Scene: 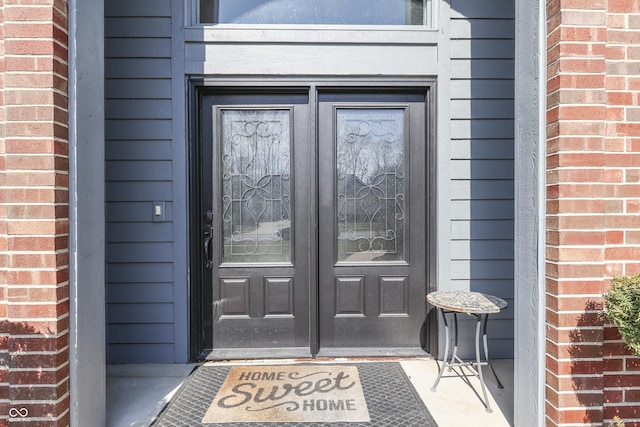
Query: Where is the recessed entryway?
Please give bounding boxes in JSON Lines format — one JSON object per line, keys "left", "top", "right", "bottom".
{"left": 190, "top": 85, "right": 435, "bottom": 360}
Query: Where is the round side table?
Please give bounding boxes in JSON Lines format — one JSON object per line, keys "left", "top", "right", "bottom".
{"left": 426, "top": 289, "right": 508, "bottom": 413}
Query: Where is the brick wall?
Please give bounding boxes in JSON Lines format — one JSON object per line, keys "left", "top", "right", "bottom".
{"left": 0, "top": 0, "right": 70, "bottom": 425}
{"left": 546, "top": 0, "right": 640, "bottom": 425}
{"left": 602, "top": 2, "right": 640, "bottom": 426}
{"left": 0, "top": 0, "right": 7, "bottom": 423}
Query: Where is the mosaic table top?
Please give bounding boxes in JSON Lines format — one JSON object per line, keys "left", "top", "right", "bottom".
{"left": 426, "top": 290, "right": 508, "bottom": 314}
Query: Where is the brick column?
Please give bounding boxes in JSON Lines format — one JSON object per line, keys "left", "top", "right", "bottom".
{"left": 547, "top": 0, "right": 640, "bottom": 426}
{"left": 545, "top": 0, "right": 608, "bottom": 425}
{"left": 0, "top": 0, "right": 8, "bottom": 423}
{"left": 1, "top": 0, "right": 70, "bottom": 425}
{"left": 602, "top": 2, "right": 640, "bottom": 426}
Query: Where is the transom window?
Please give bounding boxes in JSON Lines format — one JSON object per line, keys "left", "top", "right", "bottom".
{"left": 199, "top": 0, "right": 427, "bottom": 25}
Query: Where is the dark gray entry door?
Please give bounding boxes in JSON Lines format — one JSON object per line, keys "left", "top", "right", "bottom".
{"left": 203, "top": 90, "right": 428, "bottom": 358}
{"left": 317, "top": 94, "right": 428, "bottom": 353}
{"left": 206, "top": 94, "right": 312, "bottom": 358}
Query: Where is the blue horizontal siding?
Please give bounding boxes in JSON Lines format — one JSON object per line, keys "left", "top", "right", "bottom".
{"left": 105, "top": 79, "right": 172, "bottom": 100}
{"left": 106, "top": 181, "right": 173, "bottom": 202}
{"left": 108, "top": 324, "right": 175, "bottom": 344}
{"left": 450, "top": 119, "right": 514, "bottom": 139}
{"left": 451, "top": 240, "right": 514, "bottom": 260}
{"left": 451, "top": 220, "right": 515, "bottom": 240}
{"left": 107, "top": 283, "right": 175, "bottom": 304}
{"left": 105, "top": 100, "right": 173, "bottom": 120}
{"left": 450, "top": 260, "right": 514, "bottom": 280}
{"left": 450, "top": 200, "right": 514, "bottom": 220}
{"left": 106, "top": 140, "right": 173, "bottom": 161}
{"left": 448, "top": 0, "right": 515, "bottom": 359}
{"left": 451, "top": 99, "right": 514, "bottom": 119}
{"left": 450, "top": 0, "right": 514, "bottom": 19}
{"left": 450, "top": 160, "right": 514, "bottom": 180}
{"left": 451, "top": 80, "right": 514, "bottom": 100}
{"left": 107, "top": 202, "right": 174, "bottom": 222}
{"left": 107, "top": 344, "right": 175, "bottom": 364}
{"left": 105, "top": 7, "right": 176, "bottom": 363}
{"left": 107, "top": 303, "right": 174, "bottom": 324}
{"left": 107, "top": 263, "right": 174, "bottom": 284}
{"left": 106, "top": 119, "right": 172, "bottom": 140}
{"left": 450, "top": 19, "right": 515, "bottom": 39}
{"left": 105, "top": 59, "right": 172, "bottom": 79}
{"left": 105, "top": 17, "right": 172, "bottom": 38}
{"left": 450, "top": 39, "right": 515, "bottom": 59}
{"left": 450, "top": 139, "right": 514, "bottom": 160}
{"left": 105, "top": 0, "right": 171, "bottom": 17}
{"left": 106, "top": 160, "right": 173, "bottom": 181}
{"left": 105, "top": 39, "right": 172, "bottom": 58}
{"left": 106, "top": 223, "right": 173, "bottom": 243}
{"left": 450, "top": 59, "right": 515, "bottom": 79}
{"left": 450, "top": 279, "right": 514, "bottom": 299}
{"left": 107, "top": 242, "right": 173, "bottom": 263}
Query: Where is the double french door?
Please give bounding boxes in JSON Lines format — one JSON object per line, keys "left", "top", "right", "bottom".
{"left": 196, "top": 88, "right": 430, "bottom": 359}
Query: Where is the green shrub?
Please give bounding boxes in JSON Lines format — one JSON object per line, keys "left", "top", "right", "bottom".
{"left": 605, "top": 273, "right": 640, "bottom": 356}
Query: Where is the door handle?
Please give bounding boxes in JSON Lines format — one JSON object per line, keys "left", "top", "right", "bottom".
{"left": 204, "top": 210, "right": 214, "bottom": 270}
{"left": 204, "top": 226, "right": 213, "bottom": 269}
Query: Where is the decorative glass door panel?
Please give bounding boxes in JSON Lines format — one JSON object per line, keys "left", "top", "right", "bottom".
{"left": 336, "top": 109, "right": 406, "bottom": 263}
{"left": 221, "top": 109, "right": 292, "bottom": 264}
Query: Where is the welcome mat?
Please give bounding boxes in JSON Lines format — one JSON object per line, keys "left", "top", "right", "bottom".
{"left": 152, "top": 362, "right": 438, "bottom": 426}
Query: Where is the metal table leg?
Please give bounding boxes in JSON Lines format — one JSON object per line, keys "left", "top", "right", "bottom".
{"left": 431, "top": 308, "right": 450, "bottom": 391}
{"left": 450, "top": 312, "right": 459, "bottom": 368}
{"left": 474, "top": 314, "right": 491, "bottom": 413}
{"left": 482, "top": 313, "right": 504, "bottom": 389}
{"left": 431, "top": 310, "right": 501, "bottom": 413}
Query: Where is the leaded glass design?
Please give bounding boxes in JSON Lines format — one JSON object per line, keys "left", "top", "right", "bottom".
{"left": 200, "top": 0, "right": 425, "bottom": 25}
{"left": 336, "top": 109, "right": 405, "bottom": 263}
{"left": 220, "top": 109, "right": 292, "bottom": 264}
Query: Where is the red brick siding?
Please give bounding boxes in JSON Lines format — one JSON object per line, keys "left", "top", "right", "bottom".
{"left": 546, "top": 0, "right": 607, "bottom": 425}
{"left": 0, "top": 0, "right": 8, "bottom": 424}
{"left": 602, "top": 3, "right": 640, "bottom": 427}
{"left": 547, "top": 0, "right": 640, "bottom": 425}
{"left": 0, "top": 0, "right": 70, "bottom": 426}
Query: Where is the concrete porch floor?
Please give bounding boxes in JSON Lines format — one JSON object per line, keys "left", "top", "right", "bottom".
{"left": 106, "top": 358, "right": 514, "bottom": 427}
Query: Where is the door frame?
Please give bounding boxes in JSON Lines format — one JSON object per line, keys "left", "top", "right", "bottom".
{"left": 188, "top": 78, "right": 438, "bottom": 361}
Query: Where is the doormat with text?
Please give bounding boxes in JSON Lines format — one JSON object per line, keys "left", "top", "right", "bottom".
{"left": 152, "top": 362, "right": 438, "bottom": 426}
